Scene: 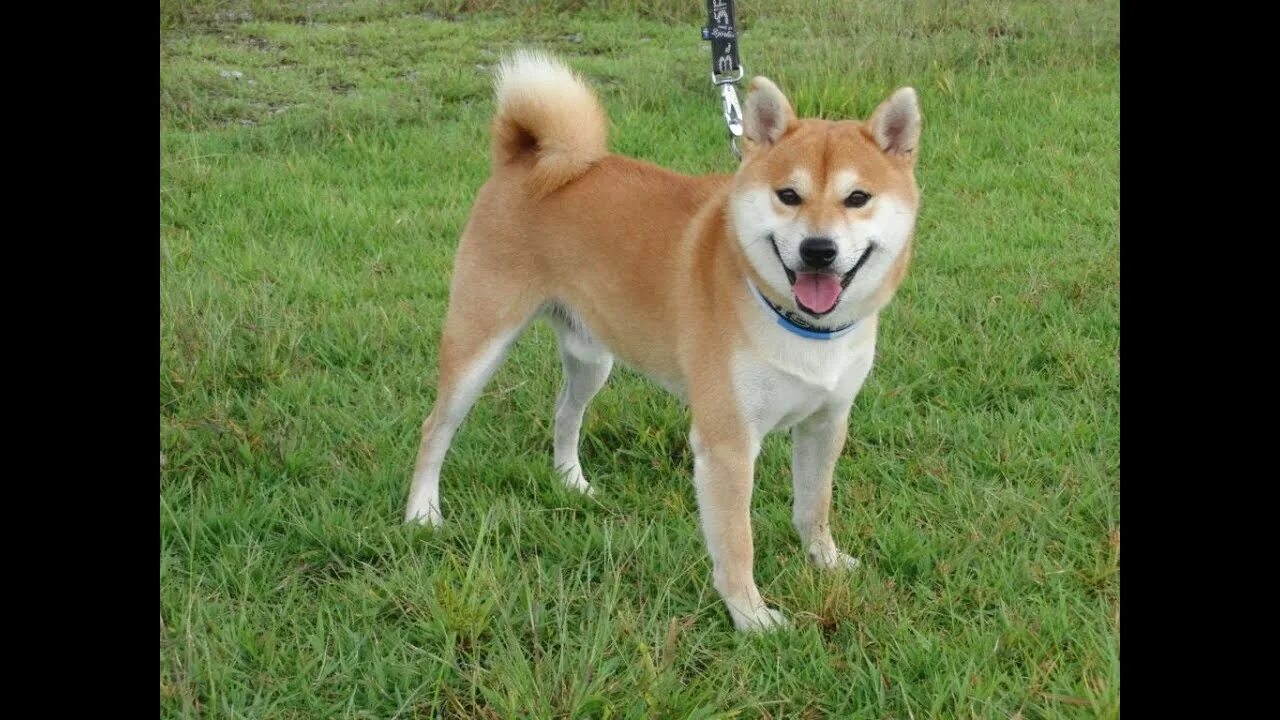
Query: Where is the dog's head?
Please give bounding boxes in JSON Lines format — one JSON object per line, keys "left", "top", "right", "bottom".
{"left": 730, "top": 77, "right": 921, "bottom": 326}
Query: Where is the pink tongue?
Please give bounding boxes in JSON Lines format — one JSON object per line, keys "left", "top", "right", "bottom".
{"left": 793, "top": 273, "right": 842, "bottom": 314}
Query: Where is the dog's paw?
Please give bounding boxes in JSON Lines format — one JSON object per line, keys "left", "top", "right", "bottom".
{"left": 404, "top": 503, "right": 444, "bottom": 528}
{"left": 808, "top": 543, "right": 860, "bottom": 571}
{"left": 560, "top": 466, "right": 595, "bottom": 497}
{"left": 728, "top": 603, "right": 791, "bottom": 633}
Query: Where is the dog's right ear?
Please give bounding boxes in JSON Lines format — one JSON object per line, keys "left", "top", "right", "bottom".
{"left": 742, "top": 77, "right": 796, "bottom": 154}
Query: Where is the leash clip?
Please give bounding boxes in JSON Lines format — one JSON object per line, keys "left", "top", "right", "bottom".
{"left": 715, "top": 70, "right": 745, "bottom": 161}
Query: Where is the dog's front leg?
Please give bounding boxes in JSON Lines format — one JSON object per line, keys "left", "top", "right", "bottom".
{"left": 792, "top": 403, "right": 860, "bottom": 571}
{"left": 690, "top": 427, "right": 789, "bottom": 632}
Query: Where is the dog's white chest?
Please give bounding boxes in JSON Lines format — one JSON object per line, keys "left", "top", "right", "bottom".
{"left": 731, "top": 319, "right": 877, "bottom": 438}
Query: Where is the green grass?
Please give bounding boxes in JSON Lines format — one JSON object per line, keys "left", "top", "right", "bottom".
{"left": 160, "top": 1, "right": 1119, "bottom": 717}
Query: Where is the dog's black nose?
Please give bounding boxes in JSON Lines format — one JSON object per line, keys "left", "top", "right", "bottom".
{"left": 799, "top": 237, "right": 838, "bottom": 268}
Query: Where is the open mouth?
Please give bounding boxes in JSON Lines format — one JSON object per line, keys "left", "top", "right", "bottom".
{"left": 769, "top": 235, "right": 875, "bottom": 317}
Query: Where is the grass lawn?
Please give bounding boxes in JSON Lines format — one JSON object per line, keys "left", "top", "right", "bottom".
{"left": 160, "top": 1, "right": 1120, "bottom": 717}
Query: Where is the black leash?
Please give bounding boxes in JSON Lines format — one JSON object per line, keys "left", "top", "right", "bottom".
{"left": 703, "top": 0, "right": 744, "bottom": 160}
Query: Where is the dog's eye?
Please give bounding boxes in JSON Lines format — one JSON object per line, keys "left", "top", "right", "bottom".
{"left": 844, "top": 190, "right": 872, "bottom": 209}
{"left": 775, "top": 189, "right": 802, "bottom": 206}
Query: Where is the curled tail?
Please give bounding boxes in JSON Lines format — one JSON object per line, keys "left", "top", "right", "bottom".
{"left": 491, "top": 51, "right": 608, "bottom": 197}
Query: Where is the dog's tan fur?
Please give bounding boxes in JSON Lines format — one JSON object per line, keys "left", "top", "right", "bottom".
{"left": 406, "top": 51, "right": 921, "bottom": 630}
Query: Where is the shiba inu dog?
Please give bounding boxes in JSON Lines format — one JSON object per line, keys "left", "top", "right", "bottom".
{"left": 404, "top": 51, "right": 921, "bottom": 631}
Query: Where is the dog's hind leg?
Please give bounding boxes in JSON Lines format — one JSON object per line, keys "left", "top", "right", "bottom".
{"left": 404, "top": 256, "right": 542, "bottom": 526}
{"left": 547, "top": 306, "right": 613, "bottom": 495}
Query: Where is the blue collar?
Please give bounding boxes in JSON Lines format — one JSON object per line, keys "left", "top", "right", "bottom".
{"left": 747, "top": 279, "right": 858, "bottom": 340}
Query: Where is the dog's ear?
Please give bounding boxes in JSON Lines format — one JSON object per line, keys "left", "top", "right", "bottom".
{"left": 742, "top": 77, "right": 796, "bottom": 152}
{"left": 868, "top": 87, "right": 921, "bottom": 163}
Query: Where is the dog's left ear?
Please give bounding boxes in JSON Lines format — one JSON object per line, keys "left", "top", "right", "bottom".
{"left": 742, "top": 77, "right": 796, "bottom": 152}
{"left": 869, "top": 87, "right": 921, "bottom": 162}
